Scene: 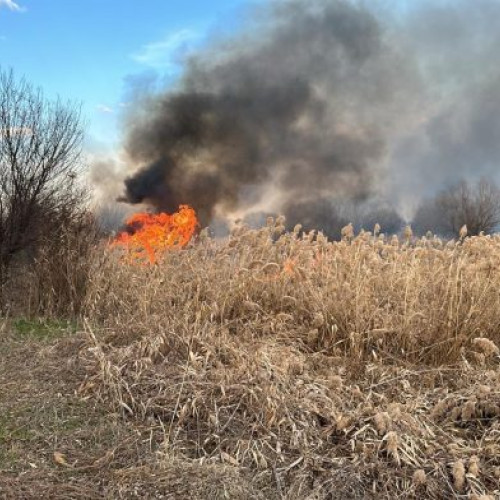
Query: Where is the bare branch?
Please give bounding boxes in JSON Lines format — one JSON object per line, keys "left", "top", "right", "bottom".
{"left": 0, "top": 67, "right": 86, "bottom": 279}
{"left": 413, "top": 177, "right": 500, "bottom": 237}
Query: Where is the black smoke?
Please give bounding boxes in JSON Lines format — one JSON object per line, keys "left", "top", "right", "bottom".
{"left": 102, "top": 0, "right": 500, "bottom": 236}
{"left": 116, "top": 0, "right": 417, "bottom": 231}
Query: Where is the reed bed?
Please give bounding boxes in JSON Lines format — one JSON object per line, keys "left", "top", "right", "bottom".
{"left": 82, "top": 219, "right": 500, "bottom": 498}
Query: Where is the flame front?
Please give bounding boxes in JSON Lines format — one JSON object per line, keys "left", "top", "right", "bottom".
{"left": 112, "top": 204, "right": 198, "bottom": 264}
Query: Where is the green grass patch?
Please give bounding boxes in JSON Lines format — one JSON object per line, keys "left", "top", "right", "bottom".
{"left": 0, "top": 416, "right": 27, "bottom": 469}
{"left": 0, "top": 415, "right": 34, "bottom": 444}
{"left": 13, "top": 318, "right": 77, "bottom": 340}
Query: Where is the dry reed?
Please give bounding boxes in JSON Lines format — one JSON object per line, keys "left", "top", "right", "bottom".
{"left": 81, "top": 219, "right": 500, "bottom": 498}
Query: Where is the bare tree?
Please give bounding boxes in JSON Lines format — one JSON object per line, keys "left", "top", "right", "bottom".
{"left": 0, "top": 68, "right": 86, "bottom": 283}
{"left": 413, "top": 178, "right": 500, "bottom": 237}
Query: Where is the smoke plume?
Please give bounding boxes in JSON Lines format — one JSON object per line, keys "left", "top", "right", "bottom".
{"left": 97, "top": 0, "right": 500, "bottom": 234}
{"left": 115, "top": 0, "right": 417, "bottom": 229}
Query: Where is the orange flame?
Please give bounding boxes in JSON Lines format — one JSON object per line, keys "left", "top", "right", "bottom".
{"left": 112, "top": 204, "right": 198, "bottom": 264}
{"left": 283, "top": 258, "right": 297, "bottom": 276}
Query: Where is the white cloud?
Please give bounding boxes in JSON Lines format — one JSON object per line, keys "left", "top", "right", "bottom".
{"left": 0, "top": 0, "right": 26, "bottom": 12}
{"left": 97, "top": 104, "right": 114, "bottom": 114}
{"left": 131, "top": 29, "right": 200, "bottom": 71}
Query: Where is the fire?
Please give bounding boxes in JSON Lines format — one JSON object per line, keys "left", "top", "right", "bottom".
{"left": 112, "top": 204, "right": 198, "bottom": 264}
{"left": 283, "top": 258, "right": 297, "bottom": 276}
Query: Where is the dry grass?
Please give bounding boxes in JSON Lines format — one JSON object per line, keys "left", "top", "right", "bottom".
{"left": 76, "top": 220, "right": 500, "bottom": 497}
{"left": 1, "top": 321, "right": 260, "bottom": 499}
{"left": 1, "top": 213, "right": 99, "bottom": 319}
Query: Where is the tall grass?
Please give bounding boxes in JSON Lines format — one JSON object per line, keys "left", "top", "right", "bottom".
{"left": 87, "top": 220, "right": 500, "bottom": 365}
{"left": 1, "top": 215, "right": 99, "bottom": 318}
{"left": 82, "top": 220, "right": 500, "bottom": 498}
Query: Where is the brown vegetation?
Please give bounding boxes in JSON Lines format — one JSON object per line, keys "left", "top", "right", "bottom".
{"left": 0, "top": 68, "right": 92, "bottom": 316}
{"left": 73, "top": 219, "right": 500, "bottom": 498}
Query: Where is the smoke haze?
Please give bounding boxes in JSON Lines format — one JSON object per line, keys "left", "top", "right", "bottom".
{"left": 93, "top": 0, "right": 500, "bottom": 234}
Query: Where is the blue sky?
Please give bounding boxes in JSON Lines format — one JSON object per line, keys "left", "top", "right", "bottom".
{"left": 0, "top": 0, "right": 252, "bottom": 149}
